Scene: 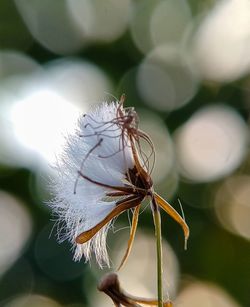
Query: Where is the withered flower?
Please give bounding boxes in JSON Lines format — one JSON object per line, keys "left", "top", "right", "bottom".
{"left": 49, "top": 96, "right": 189, "bottom": 268}
{"left": 98, "top": 273, "right": 173, "bottom": 307}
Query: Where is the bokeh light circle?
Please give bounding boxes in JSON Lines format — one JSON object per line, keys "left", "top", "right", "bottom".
{"left": 67, "top": 0, "right": 132, "bottom": 42}
{"left": 137, "top": 45, "right": 198, "bottom": 111}
{"left": 0, "top": 191, "right": 32, "bottom": 277}
{"left": 175, "top": 105, "right": 248, "bottom": 182}
{"left": 34, "top": 224, "right": 86, "bottom": 281}
{"left": 0, "top": 51, "right": 40, "bottom": 79}
{"left": 191, "top": 0, "right": 250, "bottom": 82}
{"left": 115, "top": 231, "right": 179, "bottom": 300}
{"left": 138, "top": 109, "right": 176, "bottom": 185}
{"left": 5, "top": 294, "right": 62, "bottom": 307}
{"left": 215, "top": 175, "right": 250, "bottom": 240}
{"left": 175, "top": 281, "right": 241, "bottom": 307}
{"left": 44, "top": 59, "right": 113, "bottom": 107}
{"left": 129, "top": 0, "right": 159, "bottom": 54}
{"left": 15, "top": 0, "right": 85, "bottom": 54}
{"left": 150, "top": 0, "right": 192, "bottom": 47}
{"left": 90, "top": 230, "right": 179, "bottom": 306}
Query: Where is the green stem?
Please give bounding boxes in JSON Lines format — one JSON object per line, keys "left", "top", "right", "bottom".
{"left": 152, "top": 196, "right": 163, "bottom": 307}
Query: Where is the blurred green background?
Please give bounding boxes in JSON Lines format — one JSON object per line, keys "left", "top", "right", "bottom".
{"left": 0, "top": 0, "right": 250, "bottom": 306}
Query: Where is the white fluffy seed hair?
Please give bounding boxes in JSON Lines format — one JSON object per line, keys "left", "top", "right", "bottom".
{"left": 49, "top": 101, "right": 134, "bottom": 268}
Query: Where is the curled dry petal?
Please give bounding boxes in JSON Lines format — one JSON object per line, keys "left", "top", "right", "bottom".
{"left": 98, "top": 273, "right": 173, "bottom": 307}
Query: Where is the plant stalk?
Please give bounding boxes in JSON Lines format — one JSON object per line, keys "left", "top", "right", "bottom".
{"left": 151, "top": 195, "right": 163, "bottom": 307}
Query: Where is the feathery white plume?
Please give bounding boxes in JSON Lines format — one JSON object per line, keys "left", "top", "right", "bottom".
{"left": 49, "top": 102, "right": 134, "bottom": 267}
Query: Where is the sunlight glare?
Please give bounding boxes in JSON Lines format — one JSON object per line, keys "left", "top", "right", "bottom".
{"left": 10, "top": 89, "right": 81, "bottom": 164}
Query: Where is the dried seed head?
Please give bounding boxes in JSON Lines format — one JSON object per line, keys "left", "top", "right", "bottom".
{"left": 49, "top": 97, "right": 189, "bottom": 269}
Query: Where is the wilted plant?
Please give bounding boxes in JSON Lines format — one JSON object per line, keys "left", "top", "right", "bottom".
{"left": 49, "top": 95, "right": 189, "bottom": 306}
